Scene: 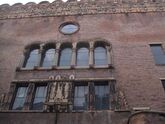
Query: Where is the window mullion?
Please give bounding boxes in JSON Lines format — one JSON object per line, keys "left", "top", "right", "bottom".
{"left": 24, "top": 83, "right": 35, "bottom": 110}
{"left": 54, "top": 43, "right": 60, "bottom": 68}
{"left": 17, "top": 50, "right": 27, "bottom": 70}
{"left": 88, "top": 82, "right": 94, "bottom": 110}
{"left": 106, "top": 46, "right": 112, "bottom": 67}
{"left": 36, "top": 44, "right": 44, "bottom": 68}
{"left": 89, "top": 42, "right": 94, "bottom": 68}
{"left": 71, "top": 42, "right": 77, "bottom": 68}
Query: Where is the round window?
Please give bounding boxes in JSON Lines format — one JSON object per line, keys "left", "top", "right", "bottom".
{"left": 59, "top": 22, "right": 79, "bottom": 35}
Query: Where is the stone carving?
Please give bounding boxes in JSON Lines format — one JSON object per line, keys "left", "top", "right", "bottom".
{"left": 49, "top": 81, "right": 71, "bottom": 104}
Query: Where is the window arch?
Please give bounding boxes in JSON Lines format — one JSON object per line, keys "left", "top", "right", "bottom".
{"left": 41, "top": 44, "right": 55, "bottom": 67}
{"left": 94, "top": 42, "right": 108, "bottom": 66}
{"left": 24, "top": 47, "right": 40, "bottom": 68}
{"left": 76, "top": 42, "right": 89, "bottom": 66}
{"left": 59, "top": 43, "right": 72, "bottom": 67}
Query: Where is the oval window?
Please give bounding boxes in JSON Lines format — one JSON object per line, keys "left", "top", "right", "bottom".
{"left": 60, "top": 22, "right": 79, "bottom": 35}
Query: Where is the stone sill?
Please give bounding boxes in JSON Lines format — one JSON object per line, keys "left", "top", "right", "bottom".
{"left": 16, "top": 65, "right": 113, "bottom": 72}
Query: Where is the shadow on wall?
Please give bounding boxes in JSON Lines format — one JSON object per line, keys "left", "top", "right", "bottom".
{"left": 128, "top": 111, "right": 165, "bottom": 124}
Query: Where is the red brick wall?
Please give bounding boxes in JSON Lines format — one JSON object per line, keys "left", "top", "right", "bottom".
{"left": 0, "top": 12, "right": 165, "bottom": 111}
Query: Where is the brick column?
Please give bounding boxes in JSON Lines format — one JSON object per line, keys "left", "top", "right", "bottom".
{"left": 89, "top": 42, "right": 94, "bottom": 68}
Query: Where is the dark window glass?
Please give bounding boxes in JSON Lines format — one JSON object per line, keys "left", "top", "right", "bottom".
{"left": 60, "top": 23, "right": 78, "bottom": 34}
{"left": 12, "top": 87, "right": 28, "bottom": 110}
{"left": 42, "top": 48, "right": 55, "bottom": 67}
{"left": 94, "top": 47, "right": 107, "bottom": 66}
{"left": 59, "top": 48, "right": 72, "bottom": 66}
{"left": 25, "top": 49, "right": 39, "bottom": 68}
{"left": 95, "top": 83, "right": 109, "bottom": 110}
{"left": 162, "top": 80, "right": 165, "bottom": 91}
{"left": 150, "top": 44, "right": 165, "bottom": 64}
{"left": 32, "top": 86, "right": 47, "bottom": 110}
{"left": 77, "top": 47, "right": 89, "bottom": 66}
{"left": 74, "top": 85, "right": 88, "bottom": 110}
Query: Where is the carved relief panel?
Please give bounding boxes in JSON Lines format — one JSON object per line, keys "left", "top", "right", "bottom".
{"left": 49, "top": 81, "right": 72, "bottom": 104}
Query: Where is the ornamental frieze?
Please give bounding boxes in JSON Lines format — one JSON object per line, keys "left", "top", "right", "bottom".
{"left": 0, "top": 1, "right": 165, "bottom": 19}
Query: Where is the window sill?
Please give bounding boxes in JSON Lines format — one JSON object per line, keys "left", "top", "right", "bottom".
{"left": 57, "top": 66, "right": 71, "bottom": 69}
{"left": 16, "top": 64, "right": 113, "bottom": 71}
{"left": 94, "top": 64, "right": 113, "bottom": 69}
{"left": 75, "top": 66, "right": 89, "bottom": 69}
{"left": 71, "top": 109, "right": 113, "bottom": 113}
{"left": 1, "top": 110, "right": 45, "bottom": 113}
{"left": 155, "top": 64, "right": 165, "bottom": 66}
{"left": 18, "top": 67, "right": 35, "bottom": 71}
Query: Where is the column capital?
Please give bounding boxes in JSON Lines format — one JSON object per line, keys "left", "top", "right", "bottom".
{"left": 106, "top": 45, "right": 111, "bottom": 51}
{"left": 72, "top": 42, "right": 77, "bottom": 49}
{"left": 89, "top": 42, "right": 94, "bottom": 48}
{"left": 56, "top": 42, "right": 61, "bottom": 50}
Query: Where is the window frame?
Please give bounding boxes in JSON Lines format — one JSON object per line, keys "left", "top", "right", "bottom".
{"left": 23, "top": 45, "right": 40, "bottom": 69}
{"left": 76, "top": 43, "right": 89, "bottom": 67}
{"left": 58, "top": 43, "right": 72, "bottom": 68}
{"left": 73, "top": 82, "right": 89, "bottom": 111}
{"left": 41, "top": 45, "right": 56, "bottom": 68}
{"left": 59, "top": 22, "right": 79, "bottom": 35}
{"left": 150, "top": 44, "right": 165, "bottom": 65}
{"left": 161, "top": 80, "right": 165, "bottom": 92}
{"left": 73, "top": 81, "right": 111, "bottom": 111}
{"left": 94, "top": 42, "right": 108, "bottom": 67}
{"left": 11, "top": 85, "right": 28, "bottom": 110}
{"left": 31, "top": 84, "right": 48, "bottom": 110}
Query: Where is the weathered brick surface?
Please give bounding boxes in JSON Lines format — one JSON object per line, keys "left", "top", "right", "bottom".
{"left": 0, "top": 0, "right": 165, "bottom": 19}
{"left": 129, "top": 112, "right": 165, "bottom": 124}
{"left": 0, "top": 111, "right": 130, "bottom": 124}
{"left": 0, "top": 12, "right": 165, "bottom": 111}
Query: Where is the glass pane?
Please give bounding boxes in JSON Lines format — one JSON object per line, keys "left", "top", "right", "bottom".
{"left": 12, "top": 87, "right": 27, "bottom": 110}
{"left": 150, "top": 45, "right": 165, "bottom": 64}
{"left": 61, "top": 24, "right": 78, "bottom": 34}
{"left": 77, "top": 47, "right": 89, "bottom": 66}
{"left": 94, "top": 47, "right": 107, "bottom": 66}
{"left": 74, "top": 85, "right": 88, "bottom": 110}
{"left": 25, "top": 49, "right": 39, "bottom": 68}
{"left": 95, "top": 84, "right": 109, "bottom": 110}
{"left": 32, "top": 98, "right": 45, "bottom": 110}
{"left": 59, "top": 48, "right": 72, "bottom": 66}
{"left": 17, "top": 87, "right": 28, "bottom": 97}
{"left": 12, "top": 98, "right": 26, "bottom": 110}
{"left": 32, "top": 86, "right": 47, "bottom": 110}
{"left": 42, "top": 49, "right": 55, "bottom": 67}
{"left": 35, "top": 86, "right": 47, "bottom": 97}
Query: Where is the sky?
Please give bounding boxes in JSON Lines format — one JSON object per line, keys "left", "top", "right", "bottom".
{"left": 0, "top": 0, "right": 59, "bottom": 5}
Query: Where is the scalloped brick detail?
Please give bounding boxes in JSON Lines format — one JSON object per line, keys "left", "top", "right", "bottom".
{"left": 52, "top": 0, "right": 64, "bottom": 3}
{"left": 39, "top": 1, "right": 50, "bottom": 4}
{"left": 12, "top": 3, "right": 23, "bottom": 7}
{"left": 25, "top": 2, "right": 37, "bottom": 5}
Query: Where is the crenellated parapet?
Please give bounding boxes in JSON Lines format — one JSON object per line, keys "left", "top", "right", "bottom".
{"left": 0, "top": 0, "right": 165, "bottom": 19}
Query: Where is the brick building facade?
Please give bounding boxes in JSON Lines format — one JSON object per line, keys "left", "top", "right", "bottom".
{"left": 0, "top": 0, "right": 165, "bottom": 124}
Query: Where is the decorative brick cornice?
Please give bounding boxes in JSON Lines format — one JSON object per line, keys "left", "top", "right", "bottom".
{"left": 0, "top": 0, "right": 165, "bottom": 19}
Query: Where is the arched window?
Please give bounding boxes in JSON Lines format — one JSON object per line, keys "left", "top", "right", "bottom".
{"left": 59, "top": 47, "right": 72, "bottom": 66}
{"left": 94, "top": 46, "right": 107, "bottom": 66}
{"left": 77, "top": 47, "right": 89, "bottom": 66}
{"left": 42, "top": 48, "right": 55, "bottom": 67}
{"left": 25, "top": 49, "right": 39, "bottom": 68}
